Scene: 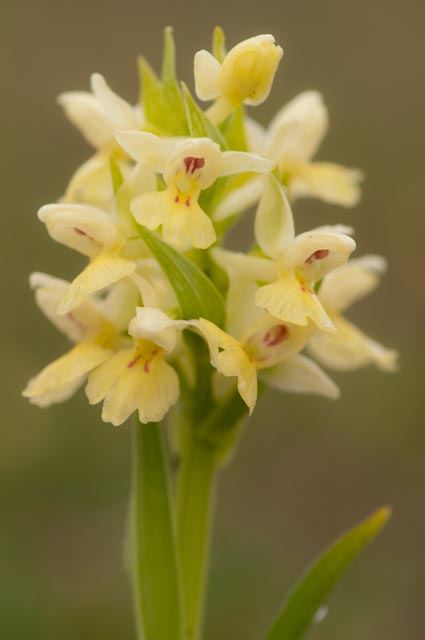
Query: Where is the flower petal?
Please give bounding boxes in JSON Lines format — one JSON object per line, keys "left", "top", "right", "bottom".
{"left": 267, "top": 91, "right": 328, "bottom": 164}
{"left": 63, "top": 153, "right": 121, "bottom": 210}
{"left": 308, "top": 314, "right": 398, "bottom": 372}
{"left": 289, "top": 162, "right": 363, "bottom": 207}
{"left": 194, "top": 318, "right": 257, "bottom": 413}
{"left": 58, "top": 253, "right": 136, "bottom": 314}
{"left": 261, "top": 354, "right": 340, "bottom": 399}
{"left": 319, "top": 255, "right": 387, "bottom": 312}
{"left": 91, "top": 73, "right": 138, "bottom": 131}
{"left": 86, "top": 348, "right": 179, "bottom": 425}
{"left": 194, "top": 50, "right": 221, "bottom": 101}
{"left": 129, "top": 307, "right": 187, "bottom": 352}
{"left": 254, "top": 174, "right": 294, "bottom": 259}
{"left": 30, "top": 271, "right": 106, "bottom": 342}
{"left": 211, "top": 176, "right": 263, "bottom": 222}
{"left": 38, "top": 203, "right": 121, "bottom": 257}
{"left": 58, "top": 91, "right": 114, "bottom": 149}
{"left": 23, "top": 342, "right": 110, "bottom": 407}
{"left": 220, "top": 150, "right": 275, "bottom": 177}
{"left": 115, "top": 130, "right": 171, "bottom": 169}
{"left": 283, "top": 230, "right": 356, "bottom": 282}
{"left": 255, "top": 273, "right": 336, "bottom": 333}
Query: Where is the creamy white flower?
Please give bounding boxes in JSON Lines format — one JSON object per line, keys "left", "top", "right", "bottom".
{"left": 194, "top": 34, "right": 283, "bottom": 124}
{"left": 308, "top": 256, "right": 398, "bottom": 371}
{"left": 213, "top": 91, "right": 362, "bottom": 221}
{"left": 115, "top": 131, "right": 274, "bottom": 249}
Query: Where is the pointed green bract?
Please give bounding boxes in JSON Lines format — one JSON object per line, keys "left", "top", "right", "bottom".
{"left": 132, "top": 421, "right": 184, "bottom": 640}
{"left": 181, "top": 83, "right": 228, "bottom": 149}
{"left": 263, "top": 507, "right": 392, "bottom": 640}
{"left": 136, "top": 224, "right": 225, "bottom": 327}
{"left": 212, "top": 26, "right": 226, "bottom": 63}
{"left": 161, "top": 27, "right": 188, "bottom": 134}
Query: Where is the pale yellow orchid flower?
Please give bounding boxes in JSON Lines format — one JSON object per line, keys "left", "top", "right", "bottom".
{"left": 86, "top": 307, "right": 188, "bottom": 426}
{"left": 22, "top": 273, "right": 114, "bottom": 407}
{"left": 194, "top": 34, "right": 283, "bottom": 125}
{"left": 253, "top": 175, "right": 356, "bottom": 332}
{"left": 191, "top": 249, "right": 339, "bottom": 412}
{"left": 307, "top": 256, "right": 398, "bottom": 371}
{"left": 38, "top": 203, "right": 137, "bottom": 314}
{"left": 59, "top": 73, "right": 141, "bottom": 209}
{"left": 213, "top": 91, "right": 363, "bottom": 222}
{"left": 115, "top": 131, "right": 275, "bottom": 249}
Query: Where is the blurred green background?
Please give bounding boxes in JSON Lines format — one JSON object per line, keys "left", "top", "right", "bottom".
{"left": 2, "top": 0, "right": 424, "bottom": 638}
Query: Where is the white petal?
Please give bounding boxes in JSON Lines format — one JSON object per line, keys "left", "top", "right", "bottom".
{"left": 289, "top": 163, "right": 363, "bottom": 207}
{"left": 261, "top": 354, "right": 340, "bottom": 399}
{"left": 319, "top": 254, "right": 387, "bottom": 312}
{"left": 63, "top": 153, "right": 117, "bottom": 210}
{"left": 58, "top": 253, "right": 136, "bottom": 314}
{"left": 283, "top": 231, "right": 356, "bottom": 282}
{"left": 194, "top": 50, "right": 221, "bottom": 101}
{"left": 170, "top": 138, "right": 222, "bottom": 189}
{"left": 38, "top": 203, "right": 121, "bottom": 257}
{"left": 245, "top": 117, "right": 268, "bottom": 154}
{"left": 129, "top": 307, "right": 187, "bottom": 352}
{"left": 115, "top": 130, "right": 171, "bottom": 169}
{"left": 91, "top": 73, "right": 138, "bottom": 130}
{"left": 212, "top": 176, "right": 263, "bottom": 222}
{"left": 254, "top": 174, "right": 294, "bottom": 259}
{"left": 58, "top": 91, "right": 115, "bottom": 150}
{"left": 308, "top": 315, "right": 398, "bottom": 372}
{"left": 23, "top": 342, "right": 110, "bottom": 407}
{"left": 267, "top": 91, "right": 328, "bottom": 163}
{"left": 31, "top": 271, "right": 106, "bottom": 342}
{"left": 220, "top": 151, "right": 275, "bottom": 177}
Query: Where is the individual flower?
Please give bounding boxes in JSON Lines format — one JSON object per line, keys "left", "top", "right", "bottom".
{"left": 307, "top": 255, "right": 398, "bottom": 371}
{"left": 38, "top": 203, "right": 137, "bottom": 313}
{"left": 86, "top": 307, "right": 188, "bottom": 425}
{"left": 194, "top": 34, "right": 283, "bottom": 124}
{"left": 193, "top": 251, "right": 338, "bottom": 412}
{"left": 59, "top": 73, "right": 141, "bottom": 208}
{"left": 253, "top": 174, "right": 356, "bottom": 332}
{"left": 22, "top": 273, "right": 113, "bottom": 407}
{"left": 115, "top": 131, "right": 275, "bottom": 249}
{"left": 213, "top": 91, "right": 362, "bottom": 221}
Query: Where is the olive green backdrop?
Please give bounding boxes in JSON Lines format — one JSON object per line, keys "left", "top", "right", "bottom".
{"left": 1, "top": 0, "right": 424, "bottom": 638}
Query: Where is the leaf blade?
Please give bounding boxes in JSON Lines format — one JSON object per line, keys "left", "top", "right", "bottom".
{"left": 136, "top": 224, "right": 225, "bottom": 327}
{"left": 263, "top": 507, "right": 391, "bottom": 640}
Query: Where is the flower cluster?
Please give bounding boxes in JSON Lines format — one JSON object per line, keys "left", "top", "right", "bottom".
{"left": 23, "top": 29, "right": 397, "bottom": 426}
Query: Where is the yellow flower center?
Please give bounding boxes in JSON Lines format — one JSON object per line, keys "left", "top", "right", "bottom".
{"left": 126, "top": 339, "right": 163, "bottom": 373}
{"left": 172, "top": 156, "right": 205, "bottom": 207}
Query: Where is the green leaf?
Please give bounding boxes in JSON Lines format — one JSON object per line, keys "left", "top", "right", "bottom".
{"left": 136, "top": 224, "right": 225, "bottom": 327}
{"left": 212, "top": 26, "right": 226, "bottom": 62}
{"left": 132, "top": 421, "right": 184, "bottom": 640}
{"left": 263, "top": 507, "right": 391, "bottom": 640}
{"left": 181, "top": 83, "right": 228, "bottom": 149}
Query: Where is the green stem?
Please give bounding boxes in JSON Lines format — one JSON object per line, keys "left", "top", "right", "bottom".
{"left": 177, "top": 428, "right": 218, "bottom": 640}
{"left": 132, "top": 420, "right": 184, "bottom": 640}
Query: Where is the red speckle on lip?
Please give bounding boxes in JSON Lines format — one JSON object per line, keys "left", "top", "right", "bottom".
{"left": 174, "top": 195, "right": 180, "bottom": 203}
{"left": 127, "top": 355, "right": 141, "bottom": 368}
{"left": 74, "top": 227, "right": 87, "bottom": 236}
{"left": 185, "top": 198, "right": 190, "bottom": 207}
{"left": 143, "top": 360, "right": 151, "bottom": 373}
{"left": 184, "top": 156, "right": 205, "bottom": 174}
{"left": 305, "top": 249, "right": 329, "bottom": 264}
{"left": 263, "top": 324, "right": 290, "bottom": 347}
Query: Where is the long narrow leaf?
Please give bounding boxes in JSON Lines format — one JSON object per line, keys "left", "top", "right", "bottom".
{"left": 136, "top": 224, "right": 225, "bottom": 327}
{"left": 133, "top": 421, "right": 184, "bottom": 640}
{"left": 263, "top": 507, "right": 391, "bottom": 640}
